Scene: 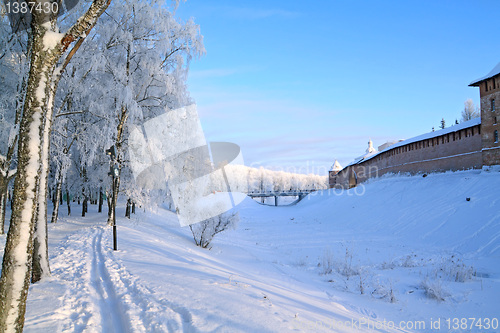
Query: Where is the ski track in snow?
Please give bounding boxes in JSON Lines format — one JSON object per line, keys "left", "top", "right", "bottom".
{"left": 51, "top": 223, "right": 196, "bottom": 333}
{"left": 91, "top": 228, "right": 130, "bottom": 333}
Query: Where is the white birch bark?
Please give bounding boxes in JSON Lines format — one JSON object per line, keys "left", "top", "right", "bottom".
{"left": 31, "top": 82, "right": 54, "bottom": 283}
{"left": 50, "top": 176, "right": 62, "bottom": 224}
{"left": 0, "top": 1, "right": 112, "bottom": 331}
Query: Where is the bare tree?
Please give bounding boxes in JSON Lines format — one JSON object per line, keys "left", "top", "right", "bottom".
{"left": 461, "top": 98, "right": 480, "bottom": 122}
{"left": 189, "top": 212, "right": 239, "bottom": 248}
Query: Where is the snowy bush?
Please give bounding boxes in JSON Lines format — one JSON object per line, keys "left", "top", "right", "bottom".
{"left": 319, "top": 246, "right": 360, "bottom": 278}
{"left": 420, "top": 278, "right": 448, "bottom": 302}
{"left": 341, "top": 247, "right": 359, "bottom": 279}
{"left": 453, "top": 264, "right": 475, "bottom": 283}
{"left": 400, "top": 253, "right": 420, "bottom": 268}
{"left": 189, "top": 211, "right": 239, "bottom": 248}
{"left": 371, "top": 279, "right": 397, "bottom": 303}
{"left": 439, "top": 256, "right": 475, "bottom": 282}
{"left": 379, "top": 261, "right": 396, "bottom": 270}
{"left": 380, "top": 253, "right": 423, "bottom": 270}
{"left": 429, "top": 255, "right": 476, "bottom": 283}
{"left": 320, "top": 248, "right": 335, "bottom": 275}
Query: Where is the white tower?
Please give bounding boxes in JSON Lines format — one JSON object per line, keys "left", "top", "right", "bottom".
{"left": 330, "top": 159, "right": 342, "bottom": 173}
{"left": 366, "top": 139, "right": 376, "bottom": 154}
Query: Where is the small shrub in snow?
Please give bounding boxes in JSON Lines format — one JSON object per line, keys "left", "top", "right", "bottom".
{"left": 371, "top": 279, "right": 397, "bottom": 303}
{"left": 319, "top": 246, "right": 360, "bottom": 278}
{"left": 320, "top": 248, "right": 335, "bottom": 275}
{"left": 448, "top": 257, "right": 475, "bottom": 283}
{"left": 189, "top": 211, "right": 239, "bottom": 248}
{"left": 386, "top": 253, "right": 421, "bottom": 269}
{"left": 379, "top": 261, "right": 395, "bottom": 270}
{"left": 435, "top": 255, "right": 475, "bottom": 282}
{"left": 337, "top": 247, "right": 360, "bottom": 279}
{"left": 389, "top": 287, "right": 396, "bottom": 303}
{"left": 452, "top": 264, "right": 475, "bottom": 282}
{"left": 420, "top": 278, "right": 448, "bottom": 302}
{"left": 341, "top": 247, "right": 357, "bottom": 278}
{"left": 401, "top": 254, "right": 419, "bottom": 268}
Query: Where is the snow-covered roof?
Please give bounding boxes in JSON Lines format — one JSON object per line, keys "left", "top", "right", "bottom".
{"left": 469, "top": 61, "right": 500, "bottom": 86}
{"left": 346, "top": 117, "right": 481, "bottom": 167}
{"left": 329, "top": 160, "right": 342, "bottom": 172}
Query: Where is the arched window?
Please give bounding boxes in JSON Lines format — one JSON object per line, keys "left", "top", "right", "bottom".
{"left": 492, "top": 99, "right": 496, "bottom": 112}
{"left": 495, "top": 130, "right": 499, "bottom": 143}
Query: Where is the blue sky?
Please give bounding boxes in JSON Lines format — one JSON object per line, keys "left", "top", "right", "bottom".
{"left": 177, "top": 0, "right": 500, "bottom": 175}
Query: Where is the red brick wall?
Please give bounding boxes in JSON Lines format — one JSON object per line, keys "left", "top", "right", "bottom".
{"left": 332, "top": 124, "right": 482, "bottom": 189}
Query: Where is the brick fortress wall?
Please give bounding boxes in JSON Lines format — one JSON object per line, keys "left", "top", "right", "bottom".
{"left": 331, "top": 122, "right": 482, "bottom": 189}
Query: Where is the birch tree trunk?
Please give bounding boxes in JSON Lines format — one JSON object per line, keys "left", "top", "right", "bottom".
{"left": 106, "top": 42, "right": 130, "bottom": 225}
{"left": 0, "top": 184, "right": 7, "bottom": 235}
{"left": 125, "top": 198, "right": 131, "bottom": 218}
{"left": 31, "top": 76, "right": 55, "bottom": 283}
{"left": 0, "top": 0, "right": 112, "bottom": 330}
{"left": 98, "top": 188, "right": 103, "bottom": 213}
{"left": 0, "top": 174, "right": 17, "bottom": 236}
{"left": 107, "top": 177, "right": 120, "bottom": 225}
{"left": 51, "top": 176, "right": 62, "bottom": 224}
{"left": 0, "top": 15, "right": 59, "bottom": 331}
{"left": 66, "top": 188, "right": 71, "bottom": 216}
{"left": 82, "top": 193, "right": 87, "bottom": 217}
{"left": 107, "top": 104, "right": 128, "bottom": 225}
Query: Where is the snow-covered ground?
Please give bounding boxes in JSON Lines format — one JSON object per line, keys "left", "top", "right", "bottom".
{"left": 1, "top": 169, "right": 499, "bottom": 332}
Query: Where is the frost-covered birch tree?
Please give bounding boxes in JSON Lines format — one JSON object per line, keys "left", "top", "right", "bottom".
{"left": 48, "top": 116, "right": 74, "bottom": 223}
{"left": 0, "top": 0, "right": 111, "bottom": 331}
{"left": 55, "top": 0, "right": 204, "bottom": 224}
{"left": 0, "top": 15, "right": 29, "bottom": 234}
{"left": 461, "top": 98, "right": 480, "bottom": 123}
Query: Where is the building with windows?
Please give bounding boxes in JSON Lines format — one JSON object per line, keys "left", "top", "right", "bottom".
{"left": 469, "top": 62, "right": 500, "bottom": 166}
{"left": 330, "top": 62, "right": 500, "bottom": 189}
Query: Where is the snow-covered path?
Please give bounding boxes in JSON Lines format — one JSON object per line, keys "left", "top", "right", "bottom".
{"left": 23, "top": 216, "right": 198, "bottom": 333}
{"left": 90, "top": 227, "right": 130, "bottom": 333}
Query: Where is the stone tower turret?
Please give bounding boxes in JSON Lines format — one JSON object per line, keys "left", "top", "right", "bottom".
{"left": 469, "top": 62, "right": 500, "bottom": 166}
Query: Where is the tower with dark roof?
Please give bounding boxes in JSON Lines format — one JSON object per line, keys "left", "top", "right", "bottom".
{"left": 469, "top": 62, "right": 500, "bottom": 166}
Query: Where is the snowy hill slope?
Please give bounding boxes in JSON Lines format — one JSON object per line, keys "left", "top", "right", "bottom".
{"left": 1, "top": 169, "right": 499, "bottom": 332}
{"left": 292, "top": 169, "right": 500, "bottom": 257}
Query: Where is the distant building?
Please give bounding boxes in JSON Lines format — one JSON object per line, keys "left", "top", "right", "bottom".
{"left": 328, "top": 160, "right": 342, "bottom": 188}
{"left": 469, "top": 62, "right": 500, "bottom": 166}
{"left": 330, "top": 62, "right": 500, "bottom": 189}
{"left": 330, "top": 160, "right": 343, "bottom": 174}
